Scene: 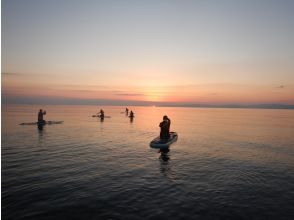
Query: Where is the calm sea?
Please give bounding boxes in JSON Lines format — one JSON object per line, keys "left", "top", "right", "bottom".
{"left": 2, "top": 104, "right": 294, "bottom": 220}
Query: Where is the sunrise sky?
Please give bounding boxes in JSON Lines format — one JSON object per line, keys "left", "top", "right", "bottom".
{"left": 2, "top": 0, "right": 294, "bottom": 106}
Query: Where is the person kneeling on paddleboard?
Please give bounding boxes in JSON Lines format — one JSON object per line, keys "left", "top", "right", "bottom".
{"left": 159, "top": 115, "right": 171, "bottom": 139}
{"left": 99, "top": 109, "right": 105, "bottom": 119}
{"left": 38, "top": 109, "right": 46, "bottom": 124}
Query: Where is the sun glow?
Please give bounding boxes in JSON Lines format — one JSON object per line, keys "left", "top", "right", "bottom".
{"left": 145, "top": 94, "right": 162, "bottom": 102}
{"left": 141, "top": 85, "right": 169, "bottom": 102}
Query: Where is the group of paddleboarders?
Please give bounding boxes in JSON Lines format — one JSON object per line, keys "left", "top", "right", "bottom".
{"left": 100, "top": 108, "right": 171, "bottom": 139}
{"left": 125, "top": 107, "right": 134, "bottom": 118}
{"left": 37, "top": 109, "right": 172, "bottom": 140}
{"left": 96, "top": 108, "right": 134, "bottom": 119}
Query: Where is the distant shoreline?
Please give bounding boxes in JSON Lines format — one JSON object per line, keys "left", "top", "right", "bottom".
{"left": 2, "top": 102, "right": 294, "bottom": 110}
{"left": 156, "top": 103, "right": 294, "bottom": 109}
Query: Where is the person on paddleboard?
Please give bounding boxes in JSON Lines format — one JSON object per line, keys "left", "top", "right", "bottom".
{"left": 129, "top": 110, "right": 134, "bottom": 118}
{"left": 38, "top": 109, "right": 46, "bottom": 124}
{"left": 159, "top": 115, "right": 171, "bottom": 139}
{"left": 125, "top": 107, "right": 129, "bottom": 115}
{"left": 99, "top": 109, "right": 105, "bottom": 119}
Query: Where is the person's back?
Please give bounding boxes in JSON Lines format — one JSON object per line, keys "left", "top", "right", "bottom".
{"left": 159, "top": 115, "right": 171, "bottom": 139}
{"left": 130, "top": 111, "right": 134, "bottom": 118}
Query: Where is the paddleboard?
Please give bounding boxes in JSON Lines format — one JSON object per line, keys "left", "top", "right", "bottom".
{"left": 20, "top": 121, "right": 64, "bottom": 125}
{"left": 150, "top": 132, "right": 178, "bottom": 148}
{"left": 92, "top": 115, "right": 111, "bottom": 118}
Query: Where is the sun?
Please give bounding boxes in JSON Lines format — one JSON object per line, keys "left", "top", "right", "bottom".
{"left": 145, "top": 94, "right": 162, "bottom": 102}
{"left": 143, "top": 87, "right": 164, "bottom": 102}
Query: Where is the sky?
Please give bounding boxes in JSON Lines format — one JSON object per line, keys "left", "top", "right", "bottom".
{"left": 2, "top": 0, "right": 294, "bottom": 106}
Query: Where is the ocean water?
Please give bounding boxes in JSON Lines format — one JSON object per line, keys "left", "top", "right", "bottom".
{"left": 2, "top": 104, "right": 294, "bottom": 220}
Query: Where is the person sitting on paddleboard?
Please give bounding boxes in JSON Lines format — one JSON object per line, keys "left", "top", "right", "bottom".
{"left": 159, "top": 115, "right": 171, "bottom": 139}
{"left": 99, "top": 109, "right": 104, "bottom": 119}
{"left": 129, "top": 110, "right": 134, "bottom": 118}
{"left": 38, "top": 109, "right": 46, "bottom": 124}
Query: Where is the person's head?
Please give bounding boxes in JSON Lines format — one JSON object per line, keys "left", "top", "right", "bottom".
{"left": 163, "top": 115, "right": 168, "bottom": 120}
{"left": 39, "top": 109, "right": 42, "bottom": 112}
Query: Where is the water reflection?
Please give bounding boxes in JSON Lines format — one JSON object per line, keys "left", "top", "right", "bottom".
{"left": 159, "top": 148, "right": 170, "bottom": 162}
{"left": 130, "top": 117, "right": 134, "bottom": 123}
{"left": 38, "top": 124, "right": 44, "bottom": 131}
{"left": 159, "top": 148, "right": 174, "bottom": 180}
{"left": 38, "top": 124, "right": 45, "bottom": 141}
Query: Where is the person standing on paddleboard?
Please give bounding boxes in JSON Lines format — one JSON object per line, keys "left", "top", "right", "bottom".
{"left": 38, "top": 109, "right": 46, "bottom": 124}
{"left": 159, "top": 115, "right": 171, "bottom": 139}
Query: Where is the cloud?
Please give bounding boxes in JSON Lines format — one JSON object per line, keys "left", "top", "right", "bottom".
{"left": 276, "top": 85, "right": 285, "bottom": 89}
{"left": 2, "top": 94, "right": 154, "bottom": 106}
{"left": 115, "top": 93, "right": 145, "bottom": 96}
{"left": 2, "top": 72, "right": 25, "bottom": 76}
{"left": 69, "top": 89, "right": 94, "bottom": 93}
{"left": 1, "top": 72, "right": 43, "bottom": 76}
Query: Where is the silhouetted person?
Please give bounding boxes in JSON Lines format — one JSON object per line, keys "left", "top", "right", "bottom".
{"left": 129, "top": 110, "right": 134, "bottom": 123}
{"left": 99, "top": 109, "right": 104, "bottom": 119}
{"left": 159, "top": 115, "right": 170, "bottom": 139}
{"left": 38, "top": 109, "right": 46, "bottom": 124}
{"left": 126, "top": 107, "right": 129, "bottom": 115}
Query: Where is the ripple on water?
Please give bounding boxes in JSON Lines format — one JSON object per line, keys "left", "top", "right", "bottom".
{"left": 3, "top": 106, "right": 294, "bottom": 219}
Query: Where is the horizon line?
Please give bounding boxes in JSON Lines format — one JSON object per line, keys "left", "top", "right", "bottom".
{"left": 2, "top": 99, "right": 294, "bottom": 110}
